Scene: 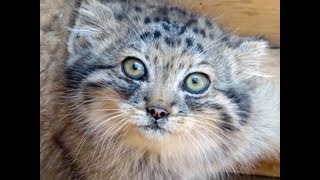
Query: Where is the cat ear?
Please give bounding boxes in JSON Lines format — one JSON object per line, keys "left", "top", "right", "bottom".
{"left": 225, "top": 35, "right": 271, "bottom": 79}
{"left": 67, "top": 0, "right": 123, "bottom": 56}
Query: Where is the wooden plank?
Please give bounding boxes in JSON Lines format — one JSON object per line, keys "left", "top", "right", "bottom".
{"left": 169, "top": 0, "right": 280, "bottom": 46}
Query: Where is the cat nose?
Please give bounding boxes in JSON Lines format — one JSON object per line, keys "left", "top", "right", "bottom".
{"left": 146, "top": 106, "right": 169, "bottom": 119}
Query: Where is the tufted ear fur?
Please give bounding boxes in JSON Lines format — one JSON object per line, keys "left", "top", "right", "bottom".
{"left": 224, "top": 35, "right": 271, "bottom": 80}
{"left": 67, "top": 0, "right": 124, "bottom": 57}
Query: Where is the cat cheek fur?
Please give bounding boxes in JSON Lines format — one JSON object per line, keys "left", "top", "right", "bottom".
{"left": 80, "top": 88, "right": 129, "bottom": 133}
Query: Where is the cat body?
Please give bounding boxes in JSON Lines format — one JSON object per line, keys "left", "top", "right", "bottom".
{"left": 40, "top": 0, "right": 279, "bottom": 179}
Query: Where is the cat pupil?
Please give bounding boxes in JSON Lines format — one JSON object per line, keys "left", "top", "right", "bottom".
{"left": 132, "top": 63, "right": 140, "bottom": 70}
{"left": 192, "top": 76, "right": 199, "bottom": 84}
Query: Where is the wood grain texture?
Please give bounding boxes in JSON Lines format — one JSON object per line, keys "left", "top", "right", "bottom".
{"left": 169, "top": 0, "right": 280, "bottom": 47}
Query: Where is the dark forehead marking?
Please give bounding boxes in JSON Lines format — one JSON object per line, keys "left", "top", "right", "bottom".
{"left": 144, "top": 17, "right": 151, "bottom": 24}
{"left": 190, "top": 13, "right": 197, "bottom": 18}
{"left": 221, "top": 35, "right": 244, "bottom": 49}
{"left": 162, "top": 23, "right": 170, "bottom": 31}
{"left": 179, "top": 19, "right": 197, "bottom": 35}
{"left": 154, "top": 17, "right": 160, "bottom": 23}
{"left": 228, "top": 40, "right": 243, "bottom": 49}
{"left": 155, "top": 43, "right": 159, "bottom": 50}
{"left": 130, "top": 44, "right": 142, "bottom": 53}
{"left": 196, "top": 43, "right": 204, "bottom": 53}
{"left": 170, "top": 63, "right": 173, "bottom": 69}
{"left": 114, "top": 13, "right": 124, "bottom": 21}
{"left": 153, "top": 56, "right": 158, "bottom": 64}
{"left": 176, "top": 38, "right": 182, "bottom": 46}
{"left": 200, "top": 29, "right": 206, "bottom": 38}
{"left": 157, "top": 6, "right": 168, "bottom": 15}
{"left": 165, "top": 61, "right": 170, "bottom": 70}
{"left": 209, "top": 33, "right": 215, "bottom": 40}
{"left": 162, "top": 17, "right": 170, "bottom": 24}
{"left": 170, "top": 6, "right": 187, "bottom": 15}
{"left": 185, "top": 37, "right": 194, "bottom": 47}
{"left": 196, "top": 60, "right": 211, "bottom": 66}
{"left": 164, "top": 37, "right": 175, "bottom": 47}
{"left": 140, "top": 31, "right": 152, "bottom": 41}
{"left": 181, "top": 49, "right": 187, "bottom": 56}
{"left": 205, "top": 19, "right": 213, "bottom": 28}
{"left": 221, "top": 36, "right": 230, "bottom": 44}
{"left": 192, "top": 27, "right": 199, "bottom": 34}
{"left": 134, "top": 6, "right": 142, "bottom": 12}
{"left": 153, "top": 30, "right": 161, "bottom": 39}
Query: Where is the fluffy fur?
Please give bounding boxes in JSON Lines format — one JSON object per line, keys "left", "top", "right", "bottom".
{"left": 40, "top": 0, "right": 280, "bottom": 179}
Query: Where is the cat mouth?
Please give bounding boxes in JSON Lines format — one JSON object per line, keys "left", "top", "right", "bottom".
{"left": 139, "top": 122, "right": 171, "bottom": 134}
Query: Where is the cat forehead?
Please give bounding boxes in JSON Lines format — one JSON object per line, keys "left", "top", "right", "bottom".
{"left": 74, "top": 1, "right": 242, "bottom": 58}
{"left": 98, "top": 1, "right": 226, "bottom": 49}
{"left": 128, "top": 6, "right": 223, "bottom": 44}
{"left": 113, "top": 6, "right": 228, "bottom": 63}
{"left": 72, "top": 1, "right": 268, "bottom": 74}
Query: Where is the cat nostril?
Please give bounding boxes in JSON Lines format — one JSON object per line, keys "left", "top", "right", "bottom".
{"left": 147, "top": 106, "right": 169, "bottom": 119}
{"left": 160, "top": 112, "right": 166, "bottom": 117}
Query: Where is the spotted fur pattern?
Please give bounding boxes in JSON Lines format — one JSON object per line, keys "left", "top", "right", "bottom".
{"left": 40, "top": 0, "right": 280, "bottom": 179}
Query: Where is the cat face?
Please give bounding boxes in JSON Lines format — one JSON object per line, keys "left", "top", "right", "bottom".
{"left": 66, "top": 0, "right": 268, "bottom": 150}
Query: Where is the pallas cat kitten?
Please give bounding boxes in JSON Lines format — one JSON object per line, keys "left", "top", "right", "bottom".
{"left": 40, "top": 0, "right": 280, "bottom": 179}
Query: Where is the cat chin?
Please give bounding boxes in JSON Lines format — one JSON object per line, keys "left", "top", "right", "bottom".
{"left": 136, "top": 125, "right": 171, "bottom": 140}
{"left": 122, "top": 125, "right": 179, "bottom": 152}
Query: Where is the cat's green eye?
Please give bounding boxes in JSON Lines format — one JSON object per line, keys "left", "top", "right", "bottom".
{"left": 183, "top": 73, "right": 210, "bottom": 94}
{"left": 122, "top": 57, "right": 145, "bottom": 80}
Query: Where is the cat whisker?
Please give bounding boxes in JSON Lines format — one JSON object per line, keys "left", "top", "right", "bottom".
{"left": 182, "top": 128, "right": 212, "bottom": 172}
{"left": 182, "top": 117, "right": 232, "bottom": 141}
{"left": 73, "top": 112, "right": 127, "bottom": 164}
{"left": 189, "top": 127, "right": 226, "bottom": 173}
{"left": 88, "top": 116, "right": 129, "bottom": 174}
{"left": 97, "top": 119, "right": 131, "bottom": 179}
{"left": 187, "top": 114, "right": 240, "bottom": 129}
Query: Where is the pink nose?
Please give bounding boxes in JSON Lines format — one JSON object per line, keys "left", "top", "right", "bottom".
{"left": 146, "top": 106, "right": 169, "bottom": 119}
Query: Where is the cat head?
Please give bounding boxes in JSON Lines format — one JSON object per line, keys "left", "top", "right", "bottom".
{"left": 65, "top": 0, "right": 270, "bottom": 153}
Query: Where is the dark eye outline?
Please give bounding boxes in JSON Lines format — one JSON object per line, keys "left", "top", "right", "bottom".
{"left": 121, "top": 57, "right": 147, "bottom": 80}
{"left": 182, "top": 72, "right": 210, "bottom": 94}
